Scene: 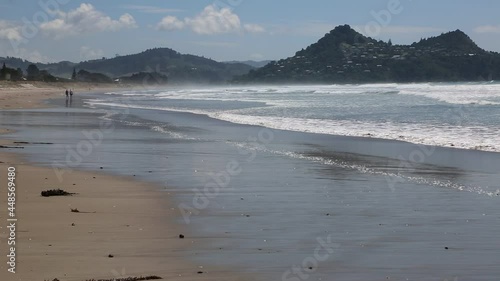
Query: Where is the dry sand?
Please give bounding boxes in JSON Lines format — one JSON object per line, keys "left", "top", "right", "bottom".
{"left": 0, "top": 84, "right": 249, "bottom": 281}
{"left": 0, "top": 81, "right": 126, "bottom": 110}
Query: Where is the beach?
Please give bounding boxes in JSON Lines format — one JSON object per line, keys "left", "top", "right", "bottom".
{"left": 1, "top": 83, "right": 500, "bottom": 281}
{"left": 0, "top": 81, "right": 128, "bottom": 110}
{"left": 0, "top": 85, "right": 250, "bottom": 281}
{"left": 3, "top": 1, "right": 500, "bottom": 280}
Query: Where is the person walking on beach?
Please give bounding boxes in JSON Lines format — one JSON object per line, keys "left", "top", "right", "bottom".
{"left": 65, "top": 89, "right": 69, "bottom": 98}
{"left": 69, "top": 89, "right": 73, "bottom": 107}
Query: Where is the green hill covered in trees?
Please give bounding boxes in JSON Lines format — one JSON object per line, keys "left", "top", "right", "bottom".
{"left": 75, "top": 48, "right": 253, "bottom": 84}
{"left": 236, "top": 25, "right": 500, "bottom": 83}
{"left": 1, "top": 48, "right": 254, "bottom": 84}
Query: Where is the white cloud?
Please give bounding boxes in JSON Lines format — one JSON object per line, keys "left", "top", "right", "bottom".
{"left": 474, "top": 25, "right": 500, "bottom": 34}
{"left": 157, "top": 16, "right": 185, "bottom": 31}
{"left": 123, "top": 5, "right": 182, "bottom": 14}
{"left": 80, "top": 46, "right": 104, "bottom": 60}
{"left": 186, "top": 5, "right": 241, "bottom": 34}
{"left": 157, "top": 5, "right": 265, "bottom": 35}
{"left": 40, "top": 3, "right": 137, "bottom": 38}
{"left": 0, "top": 20, "right": 23, "bottom": 42}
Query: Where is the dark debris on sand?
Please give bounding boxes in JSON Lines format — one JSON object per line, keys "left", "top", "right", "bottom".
{"left": 85, "top": 276, "right": 162, "bottom": 281}
{"left": 0, "top": 145, "right": 24, "bottom": 149}
{"left": 13, "top": 141, "right": 53, "bottom": 145}
{"left": 41, "top": 189, "right": 75, "bottom": 197}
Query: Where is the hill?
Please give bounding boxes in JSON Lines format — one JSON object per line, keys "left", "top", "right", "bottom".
{"left": 1, "top": 48, "right": 255, "bottom": 84}
{"left": 75, "top": 48, "right": 253, "bottom": 84}
{"left": 236, "top": 25, "right": 500, "bottom": 83}
{"left": 225, "top": 60, "right": 272, "bottom": 68}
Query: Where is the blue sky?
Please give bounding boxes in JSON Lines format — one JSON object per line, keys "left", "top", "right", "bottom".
{"left": 1, "top": 0, "right": 500, "bottom": 63}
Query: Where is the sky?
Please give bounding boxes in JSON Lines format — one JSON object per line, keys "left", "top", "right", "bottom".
{"left": 1, "top": 0, "right": 500, "bottom": 63}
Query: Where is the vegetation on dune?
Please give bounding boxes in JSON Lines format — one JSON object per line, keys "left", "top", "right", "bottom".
{"left": 74, "top": 69, "right": 113, "bottom": 83}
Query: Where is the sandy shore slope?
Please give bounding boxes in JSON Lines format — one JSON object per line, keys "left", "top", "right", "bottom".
{"left": 0, "top": 150, "right": 188, "bottom": 281}
{"left": 0, "top": 85, "right": 248, "bottom": 281}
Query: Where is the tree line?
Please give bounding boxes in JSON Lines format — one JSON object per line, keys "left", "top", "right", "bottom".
{"left": 0, "top": 62, "right": 58, "bottom": 82}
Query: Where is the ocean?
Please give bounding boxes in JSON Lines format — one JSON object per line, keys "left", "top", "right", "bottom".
{"left": 1, "top": 82, "right": 500, "bottom": 280}
{"left": 90, "top": 82, "right": 500, "bottom": 152}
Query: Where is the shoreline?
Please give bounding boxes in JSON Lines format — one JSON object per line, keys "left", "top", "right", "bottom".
{"left": 0, "top": 87, "right": 250, "bottom": 280}
{"left": 84, "top": 94, "right": 500, "bottom": 154}
{"left": 84, "top": 95, "right": 500, "bottom": 165}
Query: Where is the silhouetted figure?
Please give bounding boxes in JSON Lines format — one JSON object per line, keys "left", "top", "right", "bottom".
{"left": 67, "top": 89, "right": 74, "bottom": 107}
{"left": 65, "top": 89, "right": 69, "bottom": 98}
